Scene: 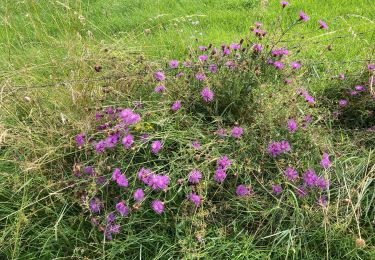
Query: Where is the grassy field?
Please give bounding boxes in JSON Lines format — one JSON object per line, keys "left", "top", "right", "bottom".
{"left": 1, "top": 0, "right": 375, "bottom": 259}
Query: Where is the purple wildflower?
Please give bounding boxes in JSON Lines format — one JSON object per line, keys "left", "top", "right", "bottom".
{"left": 112, "top": 168, "right": 121, "bottom": 181}
{"left": 116, "top": 201, "right": 129, "bottom": 217}
{"left": 137, "top": 167, "right": 152, "bottom": 184}
{"left": 209, "top": 64, "right": 218, "bottom": 73}
{"left": 133, "top": 188, "right": 145, "bottom": 202}
{"left": 171, "top": 101, "right": 181, "bottom": 111}
{"left": 191, "top": 141, "right": 201, "bottom": 149}
{"left": 350, "top": 90, "right": 358, "bottom": 96}
{"left": 201, "top": 87, "right": 214, "bottom": 102}
{"left": 281, "top": 1, "right": 289, "bottom": 8}
{"left": 89, "top": 198, "right": 102, "bottom": 213}
{"left": 319, "top": 20, "right": 329, "bottom": 30}
{"left": 295, "top": 186, "right": 307, "bottom": 198}
{"left": 338, "top": 73, "right": 345, "bottom": 80}
{"left": 284, "top": 167, "right": 298, "bottom": 181}
{"left": 223, "top": 48, "right": 231, "bottom": 56}
{"left": 230, "top": 43, "right": 241, "bottom": 50}
{"left": 214, "top": 168, "right": 227, "bottom": 183}
{"left": 122, "top": 134, "right": 134, "bottom": 149}
{"left": 183, "top": 61, "right": 192, "bottom": 67}
{"left": 236, "top": 185, "right": 251, "bottom": 197}
{"left": 84, "top": 166, "right": 94, "bottom": 176}
{"left": 148, "top": 174, "right": 170, "bottom": 191}
{"left": 151, "top": 140, "right": 162, "bottom": 154}
{"left": 231, "top": 126, "right": 244, "bottom": 138}
{"left": 198, "top": 46, "right": 207, "bottom": 51}
{"left": 291, "top": 62, "right": 301, "bottom": 69}
{"left": 151, "top": 200, "right": 164, "bottom": 214}
{"left": 154, "top": 71, "right": 166, "bottom": 81}
{"left": 368, "top": 64, "right": 375, "bottom": 71}
{"left": 253, "top": 43, "right": 263, "bottom": 53}
{"left": 94, "top": 140, "right": 106, "bottom": 153}
{"left": 154, "top": 85, "right": 166, "bottom": 93}
{"left": 339, "top": 99, "right": 348, "bottom": 107}
{"left": 120, "top": 108, "right": 141, "bottom": 125}
{"left": 272, "top": 184, "right": 282, "bottom": 195}
{"left": 299, "top": 11, "right": 310, "bottom": 21}
{"left": 188, "top": 169, "right": 202, "bottom": 184}
{"left": 75, "top": 134, "right": 85, "bottom": 147}
{"left": 104, "top": 133, "right": 120, "bottom": 149}
{"left": 187, "top": 193, "right": 201, "bottom": 207}
{"left": 267, "top": 141, "right": 291, "bottom": 157}
{"left": 217, "top": 155, "right": 232, "bottom": 170}
{"left": 106, "top": 212, "right": 116, "bottom": 223}
{"left": 255, "top": 22, "right": 262, "bottom": 28}
{"left": 355, "top": 85, "right": 365, "bottom": 91}
{"left": 316, "top": 176, "right": 329, "bottom": 190}
{"left": 287, "top": 119, "right": 298, "bottom": 133}
{"left": 198, "top": 55, "right": 208, "bottom": 61}
{"left": 303, "top": 169, "right": 318, "bottom": 186}
{"left": 318, "top": 196, "right": 327, "bottom": 207}
{"left": 274, "top": 61, "right": 284, "bottom": 70}
{"left": 216, "top": 128, "right": 226, "bottom": 137}
{"left": 195, "top": 72, "right": 206, "bottom": 81}
{"left": 169, "top": 60, "right": 179, "bottom": 68}
{"left": 320, "top": 152, "right": 331, "bottom": 169}
{"left": 116, "top": 173, "right": 129, "bottom": 187}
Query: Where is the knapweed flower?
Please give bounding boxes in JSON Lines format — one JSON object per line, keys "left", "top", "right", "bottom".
{"left": 116, "top": 201, "right": 129, "bottom": 217}
{"left": 281, "top": 1, "right": 289, "bottom": 8}
{"left": 154, "top": 85, "right": 166, "bottom": 93}
{"left": 191, "top": 141, "right": 201, "bottom": 149}
{"left": 318, "top": 196, "right": 327, "bottom": 207}
{"left": 267, "top": 141, "right": 291, "bottom": 157}
{"left": 303, "top": 169, "right": 318, "bottom": 186}
{"left": 287, "top": 119, "right": 298, "bottom": 133}
{"left": 201, "top": 87, "right": 214, "bottom": 102}
{"left": 223, "top": 48, "right": 231, "bottom": 56}
{"left": 151, "top": 200, "right": 164, "bottom": 214}
{"left": 272, "top": 184, "right": 282, "bottom": 195}
{"left": 299, "top": 11, "right": 310, "bottom": 21}
{"left": 198, "top": 55, "right": 208, "bottom": 61}
{"left": 120, "top": 108, "right": 141, "bottom": 125}
{"left": 84, "top": 166, "right": 94, "bottom": 175}
{"left": 122, "top": 134, "right": 134, "bottom": 149}
{"left": 298, "top": 89, "right": 315, "bottom": 104}
{"left": 350, "top": 90, "right": 358, "bottom": 96}
{"left": 94, "top": 140, "right": 106, "bottom": 153}
{"left": 225, "top": 61, "right": 235, "bottom": 69}
{"left": 195, "top": 72, "right": 206, "bottom": 81}
{"left": 75, "top": 134, "right": 85, "bottom": 147}
{"left": 89, "top": 198, "right": 102, "bottom": 213}
{"left": 216, "top": 128, "right": 226, "bottom": 137}
{"left": 338, "top": 73, "right": 345, "bottom": 80}
{"left": 284, "top": 167, "right": 298, "bottom": 181}
{"left": 319, "top": 20, "right": 328, "bottom": 29}
{"left": 137, "top": 167, "right": 152, "bottom": 184}
{"left": 230, "top": 43, "right": 241, "bottom": 50}
{"left": 320, "top": 152, "right": 331, "bottom": 169}
{"left": 187, "top": 193, "right": 201, "bottom": 207}
{"left": 198, "top": 46, "right": 207, "bottom": 51}
{"left": 316, "top": 176, "right": 329, "bottom": 190}
{"left": 214, "top": 168, "right": 227, "bottom": 183}
{"left": 255, "top": 22, "right": 262, "bottom": 28}
{"left": 112, "top": 168, "right": 121, "bottom": 181}
{"left": 188, "top": 169, "right": 202, "bottom": 184}
{"left": 272, "top": 48, "right": 289, "bottom": 57}
{"left": 134, "top": 188, "right": 145, "bottom": 202}
{"left": 148, "top": 174, "right": 170, "bottom": 190}
{"left": 209, "top": 64, "right": 218, "bottom": 73}
{"left": 368, "top": 64, "right": 375, "bottom": 71}
{"left": 291, "top": 62, "right": 301, "bottom": 69}
{"left": 236, "top": 185, "right": 251, "bottom": 197}
{"left": 169, "top": 60, "right": 179, "bottom": 68}
{"left": 274, "top": 61, "right": 284, "bottom": 70}
{"left": 171, "top": 101, "right": 182, "bottom": 111}
{"left": 217, "top": 155, "right": 232, "bottom": 170}
{"left": 104, "top": 133, "right": 120, "bottom": 149}
{"left": 154, "top": 71, "right": 166, "bottom": 81}
{"left": 295, "top": 186, "right": 307, "bottom": 198}
{"left": 355, "top": 85, "right": 365, "bottom": 91}
{"left": 339, "top": 99, "right": 348, "bottom": 107}
{"left": 151, "top": 140, "right": 162, "bottom": 154}
{"left": 183, "top": 61, "right": 192, "bottom": 67}
{"left": 231, "top": 126, "right": 244, "bottom": 138}
{"left": 253, "top": 43, "right": 263, "bottom": 53}
{"left": 112, "top": 168, "right": 128, "bottom": 187}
